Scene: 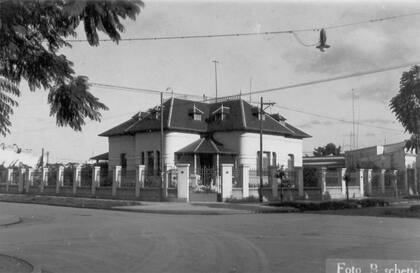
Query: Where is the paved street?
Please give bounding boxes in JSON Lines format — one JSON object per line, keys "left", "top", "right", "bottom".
{"left": 0, "top": 202, "right": 419, "bottom": 273}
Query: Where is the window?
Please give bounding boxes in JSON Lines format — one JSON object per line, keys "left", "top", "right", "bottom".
{"left": 287, "top": 154, "right": 295, "bottom": 170}
{"left": 147, "top": 151, "right": 154, "bottom": 175}
{"left": 140, "top": 152, "right": 145, "bottom": 165}
{"left": 120, "top": 153, "right": 127, "bottom": 174}
{"left": 193, "top": 113, "right": 202, "bottom": 121}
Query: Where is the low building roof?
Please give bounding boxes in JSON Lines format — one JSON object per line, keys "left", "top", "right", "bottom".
{"left": 176, "top": 138, "right": 236, "bottom": 155}
{"left": 90, "top": 152, "right": 109, "bottom": 161}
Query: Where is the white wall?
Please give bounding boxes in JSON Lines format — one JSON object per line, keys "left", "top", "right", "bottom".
{"left": 163, "top": 132, "right": 200, "bottom": 167}
{"left": 213, "top": 132, "right": 303, "bottom": 168}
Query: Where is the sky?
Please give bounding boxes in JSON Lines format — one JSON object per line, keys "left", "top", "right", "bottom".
{"left": 3, "top": 0, "right": 420, "bottom": 162}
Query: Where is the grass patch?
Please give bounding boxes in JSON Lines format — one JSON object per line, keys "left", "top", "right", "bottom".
{"left": 268, "top": 198, "right": 390, "bottom": 211}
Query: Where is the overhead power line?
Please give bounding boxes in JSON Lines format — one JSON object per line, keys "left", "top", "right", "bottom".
{"left": 67, "top": 11, "right": 420, "bottom": 43}
{"left": 234, "top": 61, "right": 420, "bottom": 97}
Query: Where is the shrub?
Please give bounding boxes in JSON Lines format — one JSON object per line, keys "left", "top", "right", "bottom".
{"left": 356, "top": 198, "right": 389, "bottom": 207}
{"left": 225, "top": 196, "right": 261, "bottom": 203}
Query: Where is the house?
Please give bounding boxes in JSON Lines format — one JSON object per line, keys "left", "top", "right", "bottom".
{"left": 99, "top": 97, "right": 310, "bottom": 186}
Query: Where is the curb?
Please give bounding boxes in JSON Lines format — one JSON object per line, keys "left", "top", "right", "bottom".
{"left": 0, "top": 215, "right": 22, "bottom": 227}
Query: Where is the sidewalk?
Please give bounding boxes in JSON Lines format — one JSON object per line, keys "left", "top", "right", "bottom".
{"left": 112, "top": 202, "right": 299, "bottom": 215}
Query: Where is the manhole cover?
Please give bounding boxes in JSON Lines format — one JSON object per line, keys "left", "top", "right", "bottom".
{"left": 0, "top": 254, "right": 33, "bottom": 273}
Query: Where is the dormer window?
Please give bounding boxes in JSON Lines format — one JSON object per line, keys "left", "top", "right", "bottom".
{"left": 212, "top": 104, "right": 230, "bottom": 121}
{"left": 188, "top": 104, "right": 204, "bottom": 121}
{"left": 251, "top": 107, "right": 265, "bottom": 121}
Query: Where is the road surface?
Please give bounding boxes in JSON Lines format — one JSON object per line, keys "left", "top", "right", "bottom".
{"left": 0, "top": 202, "right": 419, "bottom": 273}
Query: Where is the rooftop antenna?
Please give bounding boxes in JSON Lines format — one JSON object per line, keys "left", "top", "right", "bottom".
{"left": 249, "top": 77, "right": 253, "bottom": 102}
{"left": 212, "top": 60, "right": 219, "bottom": 102}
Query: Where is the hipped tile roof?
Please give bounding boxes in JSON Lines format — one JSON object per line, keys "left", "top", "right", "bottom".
{"left": 99, "top": 98, "right": 310, "bottom": 139}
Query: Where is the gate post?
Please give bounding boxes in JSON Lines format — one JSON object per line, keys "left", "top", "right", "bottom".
{"left": 221, "top": 164, "right": 233, "bottom": 201}
{"left": 135, "top": 165, "right": 145, "bottom": 198}
{"left": 73, "top": 166, "right": 81, "bottom": 195}
{"left": 338, "top": 168, "right": 347, "bottom": 197}
{"left": 176, "top": 164, "right": 190, "bottom": 202}
{"left": 6, "top": 168, "right": 13, "bottom": 192}
{"left": 240, "top": 164, "right": 249, "bottom": 198}
{"left": 56, "top": 166, "right": 64, "bottom": 194}
{"left": 112, "top": 165, "right": 121, "bottom": 197}
{"left": 18, "top": 168, "right": 26, "bottom": 193}
{"left": 91, "top": 166, "right": 100, "bottom": 195}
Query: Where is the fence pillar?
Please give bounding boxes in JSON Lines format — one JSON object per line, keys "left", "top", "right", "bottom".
{"left": 365, "top": 169, "right": 372, "bottom": 196}
{"left": 402, "top": 169, "right": 409, "bottom": 195}
{"left": 56, "top": 166, "right": 64, "bottom": 194}
{"left": 135, "top": 165, "right": 145, "bottom": 198}
{"left": 416, "top": 168, "right": 420, "bottom": 195}
{"left": 379, "top": 169, "right": 386, "bottom": 195}
{"left": 357, "top": 169, "right": 365, "bottom": 197}
{"left": 6, "top": 168, "right": 13, "bottom": 192}
{"left": 221, "top": 164, "right": 233, "bottom": 201}
{"left": 40, "top": 167, "right": 49, "bottom": 193}
{"left": 72, "top": 166, "right": 81, "bottom": 195}
{"left": 338, "top": 168, "right": 347, "bottom": 196}
{"left": 295, "top": 167, "right": 304, "bottom": 199}
{"left": 91, "top": 166, "right": 100, "bottom": 195}
{"left": 177, "top": 164, "right": 190, "bottom": 202}
{"left": 18, "top": 168, "right": 26, "bottom": 193}
{"left": 392, "top": 170, "right": 399, "bottom": 197}
{"left": 26, "top": 168, "right": 33, "bottom": 192}
{"left": 319, "top": 167, "right": 327, "bottom": 199}
{"left": 112, "top": 165, "right": 121, "bottom": 197}
{"left": 239, "top": 164, "right": 249, "bottom": 199}
{"left": 272, "top": 175, "right": 278, "bottom": 200}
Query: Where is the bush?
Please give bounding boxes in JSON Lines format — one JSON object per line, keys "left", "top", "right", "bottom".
{"left": 225, "top": 196, "right": 261, "bottom": 203}
{"left": 356, "top": 198, "right": 389, "bottom": 207}
{"left": 268, "top": 198, "right": 389, "bottom": 211}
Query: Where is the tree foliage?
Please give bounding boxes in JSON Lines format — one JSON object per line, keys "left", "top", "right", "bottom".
{"left": 0, "top": 0, "right": 143, "bottom": 135}
{"left": 390, "top": 65, "right": 420, "bottom": 151}
{"left": 313, "top": 143, "right": 341, "bottom": 156}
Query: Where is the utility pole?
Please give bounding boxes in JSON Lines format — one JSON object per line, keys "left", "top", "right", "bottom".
{"left": 160, "top": 92, "right": 166, "bottom": 201}
{"left": 259, "top": 97, "right": 275, "bottom": 203}
{"left": 352, "top": 89, "right": 355, "bottom": 150}
{"left": 213, "top": 60, "right": 219, "bottom": 102}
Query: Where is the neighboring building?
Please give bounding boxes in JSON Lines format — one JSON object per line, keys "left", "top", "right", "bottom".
{"left": 0, "top": 144, "right": 39, "bottom": 168}
{"left": 99, "top": 97, "right": 310, "bottom": 177}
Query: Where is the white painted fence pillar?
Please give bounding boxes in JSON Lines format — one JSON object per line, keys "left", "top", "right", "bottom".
{"left": 392, "top": 170, "right": 399, "bottom": 197}
{"left": 177, "top": 164, "right": 190, "bottom": 202}
{"left": 56, "top": 166, "right": 64, "bottom": 194}
{"left": 18, "top": 168, "right": 26, "bottom": 193}
{"left": 221, "top": 164, "right": 233, "bottom": 201}
{"left": 26, "top": 168, "right": 33, "bottom": 192}
{"left": 358, "top": 169, "right": 365, "bottom": 197}
{"left": 365, "top": 169, "right": 373, "bottom": 196}
{"left": 239, "top": 164, "right": 249, "bottom": 199}
{"left": 135, "top": 165, "right": 145, "bottom": 198}
{"left": 6, "top": 168, "right": 13, "bottom": 192}
{"left": 339, "top": 168, "right": 347, "bottom": 196}
{"left": 41, "top": 167, "right": 49, "bottom": 193}
{"left": 379, "top": 169, "right": 386, "bottom": 195}
{"left": 319, "top": 167, "right": 327, "bottom": 200}
{"left": 72, "top": 166, "right": 81, "bottom": 195}
{"left": 91, "top": 166, "right": 100, "bottom": 195}
{"left": 296, "top": 167, "right": 304, "bottom": 199}
{"left": 112, "top": 165, "right": 121, "bottom": 197}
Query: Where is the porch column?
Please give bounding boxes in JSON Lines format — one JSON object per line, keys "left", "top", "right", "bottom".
{"left": 240, "top": 164, "right": 249, "bottom": 198}
{"left": 41, "top": 167, "right": 49, "bottom": 193}
{"left": 112, "top": 165, "right": 122, "bottom": 197}
{"left": 365, "top": 169, "right": 373, "bottom": 196}
{"left": 135, "top": 165, "right": 145, "bottom": 198}
{"left": 177, "top": 164, "right": 190, "bottom": 202}
{"left": 26, "top": 168, "right": 34, "bottom": 192}
{"left": 91, "top": 166, "right": 100, "bottom": 195}
{"left": 56, "top": 166, "right": 64, "bottom": 194}
{"left": 18, "top": 168, "right": 26, "bottom": 193}
{"left": 379, "top": 169, "right": 386, "bottom": 195}
{"left": 221, "top": 164, "right": 233, "bottom": 200}
{"left": 319, "top": 167, "right": 327, "bottom": 200}
{"left": 72, "top": 166, "right": 81, "bottom": 195}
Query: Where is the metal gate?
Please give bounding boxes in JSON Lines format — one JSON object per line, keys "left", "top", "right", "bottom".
{"left": 189, "top": 167, "right": 221, "bottom": 202}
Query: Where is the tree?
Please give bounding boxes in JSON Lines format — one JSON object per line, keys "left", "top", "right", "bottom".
{"left": 390, "top": 65, "right": 420, "bottom": 152}
{"left": 312, "top": 143, "right": 341, "bottom": 156}
{"left": 0, "top": 0, "right": 144, "bottom": 136}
